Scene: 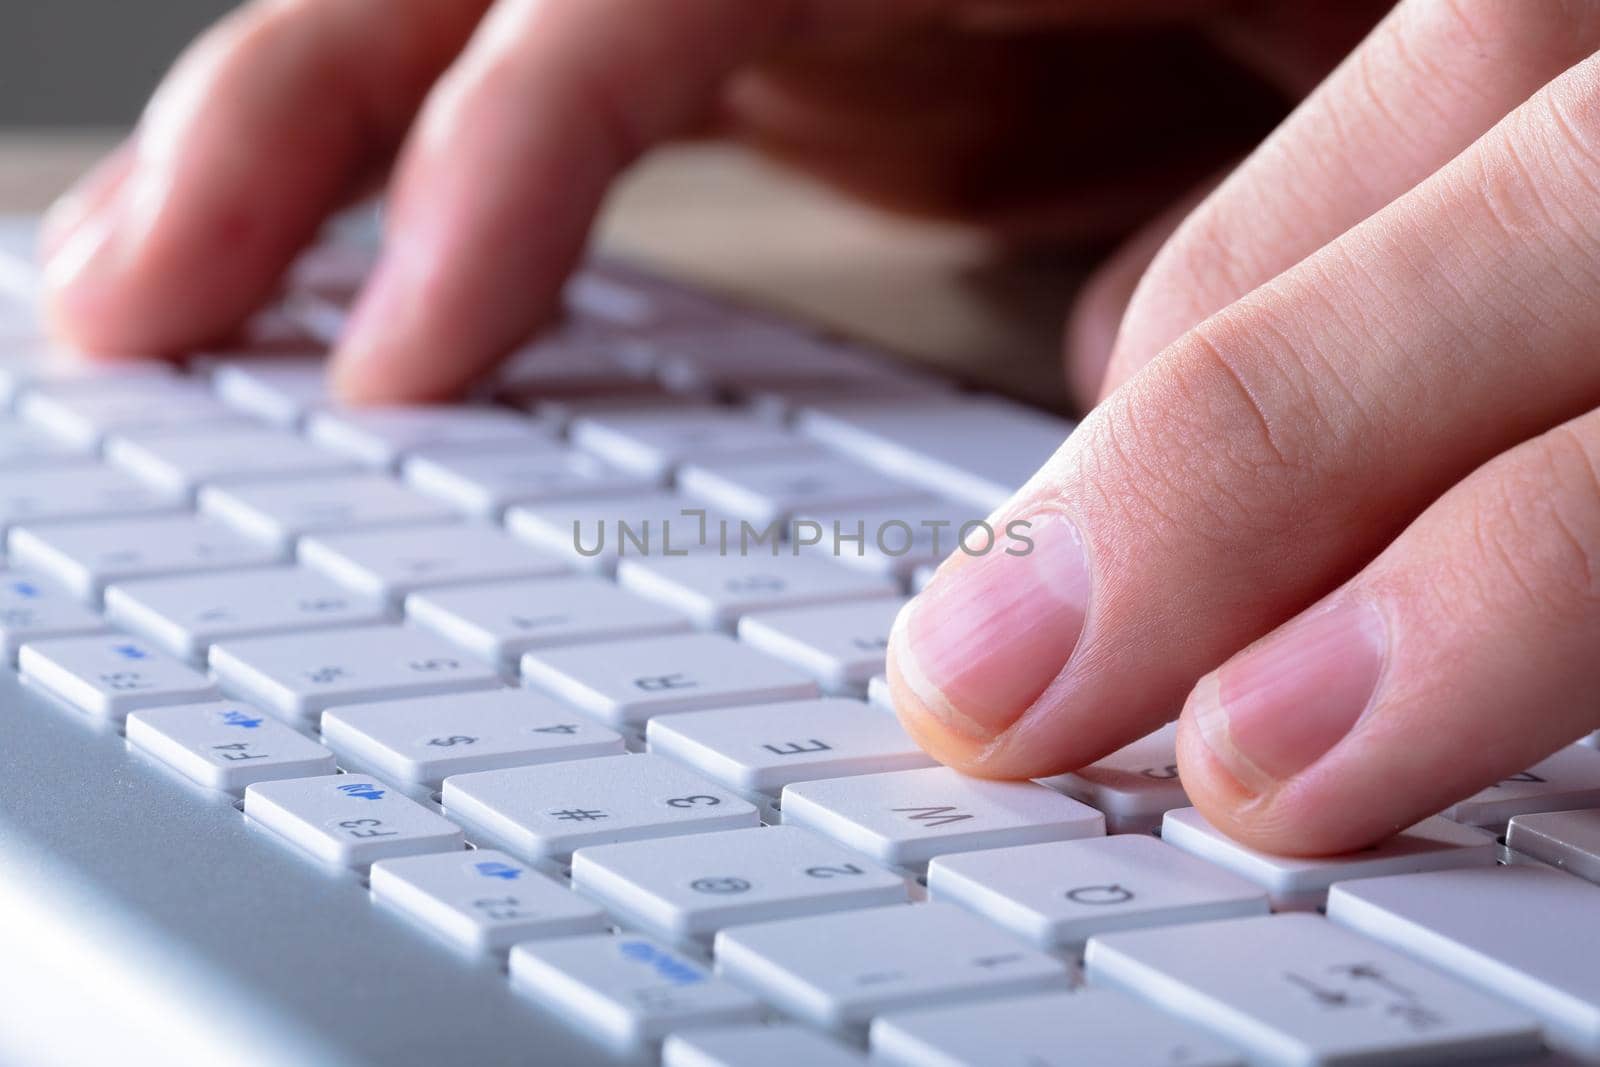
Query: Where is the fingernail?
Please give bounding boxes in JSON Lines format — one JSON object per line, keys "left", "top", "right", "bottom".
{"left": 1189, "top": 598, "right": 1387, "bottom": 794}
{"left": 891, "top": 510, "right": 1092, "bottom": 740}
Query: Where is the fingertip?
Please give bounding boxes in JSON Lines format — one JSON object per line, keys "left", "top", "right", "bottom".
{"left": 886, "top": 610, "right": 995, "bottom": 773}
{"left": 1174, "top": 707, "right": 1386, "bottom": 857}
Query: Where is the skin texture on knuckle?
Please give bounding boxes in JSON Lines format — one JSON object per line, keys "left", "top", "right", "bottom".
{"left": 1476, "top": 59, "right": 1600, "bottom": 259}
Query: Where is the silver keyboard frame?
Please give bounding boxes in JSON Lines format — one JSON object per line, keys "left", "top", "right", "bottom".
{"left": 0, "top": 670, "right": 653, "bottom": 1066}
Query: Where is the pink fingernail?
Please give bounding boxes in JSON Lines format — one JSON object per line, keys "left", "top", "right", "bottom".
{"left": 1189, "top": 598, "right": 1387, "bottom": 793}
{"left": 892, "top": 510, "right": 1092, "bottom": 739}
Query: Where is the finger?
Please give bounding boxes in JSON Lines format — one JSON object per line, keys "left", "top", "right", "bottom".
{"left": 38, "top": 139, "right": 135, "bottom": 266}
{"left": 887, "top": 50, "right": 1600, "bottom": 780}
{"left": 1065, "top": 167, "right": 1226, "bottom": 409}
{"left": 329, "top": 0, "right": 1281, "bottom": 403}
{"left": 43, "top": 0, "right": 489, "bottom": 356}
{"left": 329, "top": 0, "right": 813, "bottom": 402}
{"left": 1103, "top": 0, "right": 1600, "bottom": 396}
{"left": 1177, "top": 411, "right": 1600, "bottom": 854}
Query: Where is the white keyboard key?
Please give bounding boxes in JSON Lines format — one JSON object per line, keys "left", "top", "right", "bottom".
{"left": 1160, "top": 808, "right": 1500, "bottom": 911}
{"left": 796, "top": 500, "right": 988, "bottom": 582}
{"left": 10, "top": 514, "right": 282, "bottom": 604}
{"left": 210, "top": 625, "right": 500, "bottom": 724}
{"left": 403, "top": 447, "right": 655, "bottom": 518}
{"left": 200, "top": 474, "right": 457, "bottom": 550}
{"left": 491, "top": 327, "right": 652, "bottom": 397}
{"left": 510, "top": 934, "right": 763, "bottom": 1045}
{"left": 797, "top": 397, "right": 1074, "bottom": 510}
{"left": 506, "top": 491, "right": 733, "bottom": 572}
{"left": 1443, "top": 744, "right": 1600, "bottom": 829}
{"left": 663, "top": 1025, "right": 864, "bottom": 1067}
{"left": 125, "top": 700, "right": 335, "bottom": 792}
{"left": 106, "top": 424, "right": 356, "bottom": 496}
{"left": 867, "top": 673, "right": 894, "bottom": 715}
{"left": 19, "top": 634, "right": 221, "bottom": 720}
{"left": 736, "top": 599, "right": 905, "bottom": 694}
{"left": 1329, "top": 866, "right": 1600, "bottom": 1059}
{"left": 780, "top": 766, "right": 1104, "bottom": 870}
{"left": 299, "top": 523, "right": 568, "bottom": 605}
{"left": 287, "top": 241, "right": 375, "bottom": 298}
{"left": 406, "top": 576, "right": 691, "bottom": 670}
{"left": 0, "top": 571, "right": 108, "bottom": 660}
{"left": 1036, "top": 723, "right": 1188, "bottom": 834}
{"left": 618, "top": 554, "right": 897, "bottom": 633}
{"left": 442, "top": 753, "right": 758, "bottom": 862}
{"left": 679, "top": 455, "right": 926, "bottom": 526}
{"left": 0, "top": 420, "right": 93, "bottom": 468}
{"left": 210, "top": 357, "right": 330, "bottom": 425}
{"left": 571, "top": 825, "right": 908, "bottom": 945}
{"left": 308, "top": 406, "right": 550, "bottom": 467}
{"left": 646, "top": 699, "right": 934, "bottom": 796}
{"left": 244, "top": 773, "right": 464, "bottom": 868}
{"left": 0, "top": 462, "right": 184, "bottom": 533}
{"left": 321, "top": 689, "right": 625, "bottom": 787}
{"left": 0, "top": 351, "right": 173, "bottom": 406}
{"left": 1506, "top": 808, "right": 1600, "bottom": 884}
{"left": 1085, "top": 913, "right": 1542, "bottom": 1067}
{"left": 21, "top": 379, "right": 242, "bottom": 448}
{"left": 521, "top": 633, "right": 818, "bottom": 729}
{"left": 371, "top": 849, "right": 607, "bottom": 952}
{"left": 104, "top": 567, "right": 389, "bottom": 662}
{"left": 927, "top": 835, "right": 1268, "bottom": 952}
{"left": 570, "top": 410, "right": 802, "bottom": 478}
{"left": 870, "top": 989, "right": 1245, "bottom": 1067}
{"left": 713, "top": 901, "right": 1069, "bottom": 1033}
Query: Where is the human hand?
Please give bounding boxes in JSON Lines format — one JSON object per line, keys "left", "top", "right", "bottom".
{"left": 896, "top": 0, "right": 1600, "bottom": 853}
{"left": 37, "top": 0, "right": 1379, "bottom": 402}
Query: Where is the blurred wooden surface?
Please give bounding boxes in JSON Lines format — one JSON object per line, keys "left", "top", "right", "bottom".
{"left": 0, "top": 130, "right": 1082, "bottom": 408}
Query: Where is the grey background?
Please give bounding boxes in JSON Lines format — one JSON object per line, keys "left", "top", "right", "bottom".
{"left": 2, "top": 1, "right": 240, "bottom": 125}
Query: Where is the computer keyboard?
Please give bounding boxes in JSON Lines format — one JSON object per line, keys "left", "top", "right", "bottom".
{"left": 0, "top": 213, "right": 1599, "bottom": 1067}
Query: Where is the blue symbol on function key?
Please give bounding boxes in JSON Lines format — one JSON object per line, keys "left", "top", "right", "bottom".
{"left": 473, "top": 861, "right": 523, "bottom": 881}
{"left": 336, "top": 782, "right": 386, "bottom": 801}
{"left": 112, "top": 643, "right": 150, "bottom": 661}
{"left": 9, "top": 581, "right": 40, "bottom": 600}
{"left": 219, "top": 709, "right": 264, "bottom": 729}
